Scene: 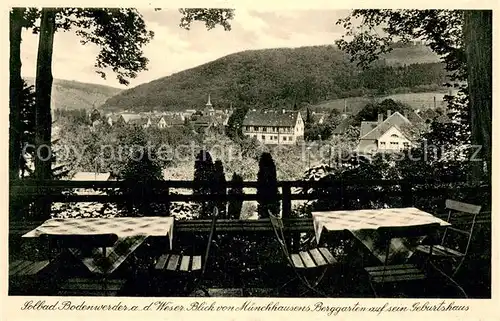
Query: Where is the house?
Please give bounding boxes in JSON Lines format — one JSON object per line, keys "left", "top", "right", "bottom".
{"left": 312, "top": 112, "right": 327, "bottom": 124}
{"left": 242, "top": 109, "right": 305, "bottom": 145}
{"left": 106, "top": 114, "right": 124, "bottom": 126}
{"left": 191, "top": 115, "right": 216, "bottom": 133}
{"left": 153, "top": 114, "right": 184, "bottom": 129}
{"left": 120, "top": 113, "right": 143, "bottom": 124}
{"left": 332, "top": 117, "right": 353, "bottom": 136}
{"left": 357, "top": 110, "right": 417, "bottom": 153}
{"left": 128, "top": 116, "right": 150, "bottom": 128}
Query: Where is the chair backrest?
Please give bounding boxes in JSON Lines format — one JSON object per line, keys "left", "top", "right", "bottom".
{"left": 269, "top": 212, "right": 292, "bottom": 258}
{"left": 201, "top": 207, "right": 218, "bottom": 276}
{"left": 377, "top": 223, "right": 441, "bottom": 243}
{"left": 441, "top": 199, "right": 482, "bottom": 255}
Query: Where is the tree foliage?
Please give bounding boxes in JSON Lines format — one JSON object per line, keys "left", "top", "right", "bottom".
{"left": 336, "top": 10, "right": 466, "bottom": 80}
{"left": 227, "top": 173, "right": 243, "bottom": 219}
{"left": 213, "top": 160, "right": 227, "bottom": 218}
{"left": 336, "top": 9, "right": 491, "bottom": 179}
{"left": 257, "top": 152, "right": 280, "bottom": 218}
{"left": 179, "top": 8, "right": 234, "bottom": 31}
{"left": 103, "top": 46, "right": 447, "bottom": 111}
{"left": 193, "top": 149, "right": 215, "bottom": 218}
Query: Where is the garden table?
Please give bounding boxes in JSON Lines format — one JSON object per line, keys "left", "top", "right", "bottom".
{"left": 23, "top": 216, "right": 174, "bottom": 274}
{"left": 312, "top": 208, "right": 450, "bottom": 264}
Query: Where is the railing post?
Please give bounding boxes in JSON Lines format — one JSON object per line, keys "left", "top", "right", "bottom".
{"left": 165, "top": 184, "right": 170, "bottom": 217}
{"left": 281, "top": 182, "right": 298, "bottom": 250}
{"left": 282, "top": 182, "right": 291, "bottom": 219}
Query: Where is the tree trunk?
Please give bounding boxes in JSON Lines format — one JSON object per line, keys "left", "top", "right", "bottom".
{"left": 463, "top": 10, "right": 492, "bottom": 181}
{"left": 9, "top": 8, "right": 25, "bottom": 181}
{"left": 34, "top": 8, "right": 56, "bottom": 181}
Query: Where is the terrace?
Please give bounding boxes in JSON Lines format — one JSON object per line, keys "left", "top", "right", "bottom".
{"left": 9, "top": 178, "right": 491, "bottom": 298}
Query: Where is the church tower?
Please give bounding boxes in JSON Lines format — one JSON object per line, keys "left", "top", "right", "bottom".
{"left": 204, "top": 93, "right": 215, "bottom": 116}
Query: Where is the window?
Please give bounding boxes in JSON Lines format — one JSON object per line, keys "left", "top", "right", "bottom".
{"left": 390, "top": 142, "right": 398, "bottom": 148}
{"left": 254, "top": 126, "right": 258, "bottom": 131}
{"left": 283, "top": 136, "right": 287, "bottom": 141}
{"left": 390, "top": 134, "right": 399, "bottom": 138}
{"left": 274, "top": 136, "right": 278, "bottom": 140}
{"left": 262, "top": 135, "right": 265, "bottom": 140}
{"left": 380, "top": 142, "right": 386, "bottom": 148}
{"left": 269, "top": 136, "right": 273, "bottom": 140}
{"left": 403, "top": 142, "right": 410, "bottom": 149}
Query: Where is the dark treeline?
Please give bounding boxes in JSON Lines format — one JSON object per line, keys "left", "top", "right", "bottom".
{"left": 103, "top": 45, "right": 447, "bottom": 112}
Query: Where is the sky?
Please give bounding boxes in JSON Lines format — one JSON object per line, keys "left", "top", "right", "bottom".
{"left": 20, "top": 9, "right": 350, "bottom": 89}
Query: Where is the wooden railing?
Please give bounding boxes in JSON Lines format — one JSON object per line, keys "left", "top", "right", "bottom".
{"left": 10, "top": 178, "right": 490, "bottom": 221}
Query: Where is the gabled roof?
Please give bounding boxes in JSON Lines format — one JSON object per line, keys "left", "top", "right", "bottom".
{"left": 359, "top": 121, "right": 379, "bottom": 138}
{"left": 162, "top": 114, "right": 185, "bottom": 126}
{"left": 332, "top": 117, "right": 352, "bottom": 134}
{"left": 192, "top": 115, "right": 213, "bottom": 127}
{"left": 242, "top": 110, "right": 300, "bottom": 127}
{"left": 108, "top": 114, "right": 122, "bottom": 122}
{"left": 128, "top": 117, "right": 149, "bottom": 126}
{"left": 418, "top": 108, "right": 439, "bottom": 121}
{"left": 360, "top": 111, "right": 411, "bottom": 140}
{"left": 121, "top": 114, "right": 143, "bottom": 123}
{"left": 405, "top": 110, "right": 424, "bottom": 124}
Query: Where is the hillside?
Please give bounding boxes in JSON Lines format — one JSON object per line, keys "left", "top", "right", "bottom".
{"left": 25, "top": 77, "right": 122, "bottom": 110}
{"left": 102, "top": 44, "right": 444, "bottom": 112}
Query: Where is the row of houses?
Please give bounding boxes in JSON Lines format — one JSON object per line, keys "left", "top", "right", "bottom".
{"left": 93, "top": 95, "right": 233, "bottom": 132}
{"left": 356, "top": 109, "right": 451, "bottom": 153}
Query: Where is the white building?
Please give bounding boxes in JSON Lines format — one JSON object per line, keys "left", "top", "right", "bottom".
{"left": 357, "top": 110, "right": 415, "bottom": 153}
{"left": 242, "top": 110, "right": 305, "bottom": 145}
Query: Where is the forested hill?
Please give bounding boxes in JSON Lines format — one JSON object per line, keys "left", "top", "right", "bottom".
{"left": 25, "top": 77, "right": 122, "bottom": 111}
{"left": 102, "top": 44, "right": 445, "bottom": 112}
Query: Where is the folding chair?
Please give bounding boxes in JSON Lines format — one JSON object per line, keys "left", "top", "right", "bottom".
{"left": 9, "top": 259, "right": 53, "bottom": 295}
{"left": 415, "top": 199, "right": 482, "bottom": 277}
{"left": 154, "top": 207, "right": 218, "bottom": 296}
{"left": 364, "top": 223, "right": 440, "bottom": 297}
{"left": 42, "top": 233, "right": 127, "bottom": 296}
{"left": 9, "top": 221, "right": 55, "bottom": 295}
{"left": 269, "top": 212, "right": 337, "bottom": 297}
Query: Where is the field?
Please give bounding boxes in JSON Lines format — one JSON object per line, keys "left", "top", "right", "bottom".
{"left": 309, "top": 90, "right": 459, "bottom": 113}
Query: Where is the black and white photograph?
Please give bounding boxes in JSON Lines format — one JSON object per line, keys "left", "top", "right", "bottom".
{"left": 7, "top": 7, "right": 492, "bottom": 303}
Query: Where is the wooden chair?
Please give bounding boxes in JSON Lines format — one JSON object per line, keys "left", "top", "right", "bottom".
{"left": 364, "top": 223, "right": 440, "bottom": 297}
{"left": 269, "top": 212, "right": 337, "bottom": 296}
{"left": 9, "top": 259, "right": 53, "bottom": 295}
{"left": 154, "top": 207, "right": 218, "bottom": 296}
{"left": 9, "top": 221, "right": 55, "bottom": 295}
{"left": 42, "top": 233, "right": 127, "bottom": 296}
{"left": 415, "top": 199, "right": 482, "bottom": 277}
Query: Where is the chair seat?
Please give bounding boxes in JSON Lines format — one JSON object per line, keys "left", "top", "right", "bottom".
{"left": 155, "top": 254, "right": 202, "bottom": 272}
{"left": 416, "top": 244, "right": 465, "bottom": 257}
{"left": 58, "top": 278, "right": 127, "bottom": 296}
{"left": 365, "top": 264, "right": 426, "bottom": 283}
{"left": 9, "top": 260, "right": 50, "bottom": 277}
{"left": 289, "top": 248, "right": 337, "bottom": 269}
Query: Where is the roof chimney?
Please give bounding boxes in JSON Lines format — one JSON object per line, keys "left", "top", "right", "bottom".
{"left": 377, "top": 113, "right": 384, "bottom": 123}
{"left": 282, "top": 109, "right": 286, "bottom": 114}
{"left": 387, "top": 109, "right": 392, "bottom": 118}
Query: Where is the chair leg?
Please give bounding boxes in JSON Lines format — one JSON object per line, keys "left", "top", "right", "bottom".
{"left": 368, "top": 278, "right": 379, "bottom": 298}
{"left": 429, "top": 261, "right": 468, "bottom": 298}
